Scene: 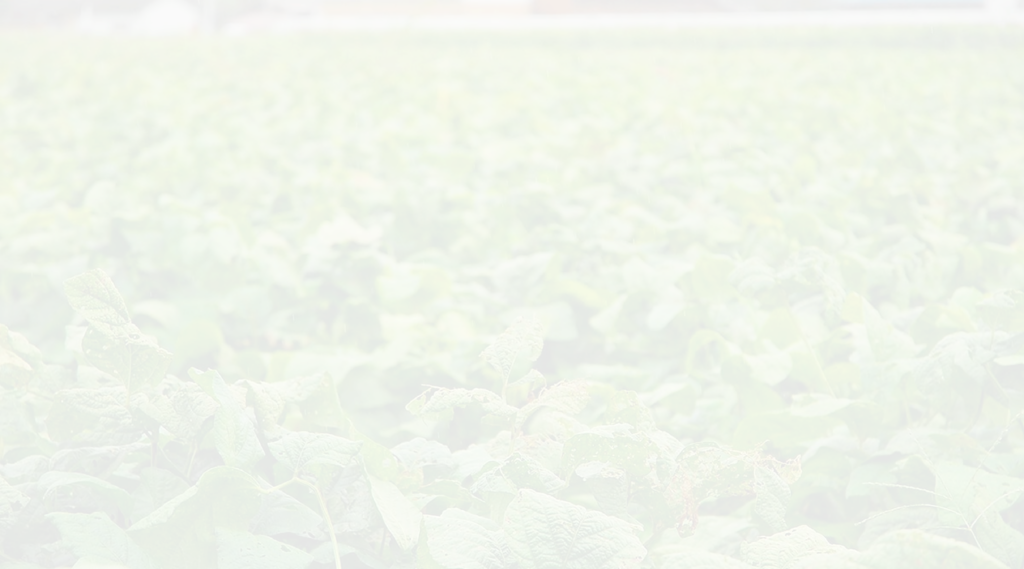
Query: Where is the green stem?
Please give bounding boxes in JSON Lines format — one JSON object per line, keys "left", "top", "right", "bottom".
{"left": 786, "top": 302, "right": 835, "bottom": 395}
{"left": 966, "top": 392, "right": 983, "bottom": 433}
{"left": 901, "top": 382, "right": 917, "bottom": 425}
{"left": 378, "top": 528, "right": 389, "bottom": 556}
{"left": 185, "top": 440, "right": 198, "bottom": 480}
{"left": 276, "top": 478, "right": 342, "bottom": 569}
{"left": 505, "top": 425, "right": 516, "bottom": 458}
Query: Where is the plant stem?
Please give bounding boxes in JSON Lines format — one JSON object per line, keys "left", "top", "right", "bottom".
{"left": 786, "top": 302, "right": 835, "bottom": 395}
{"left": 966, "top": 392, "right": 983, "bottom": 433}
{"left": 291, "top": 478, "right": 343, "bottom": 569}
{"left": 378, "top": 528, "right": 389, "bottom": 556}
{"left": 185, "top": 440, "right": 198, "bottom": 480}
{"left": 901, "top": 382, "right": 917, "bottom": 425}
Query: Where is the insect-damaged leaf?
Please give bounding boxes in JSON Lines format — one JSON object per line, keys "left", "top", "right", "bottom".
{"left": 136, "top": 376, "right": 218, "bottom": 442}
{"left": 46, "top": 387, "right": 142, "bottom": 445}
{"left": 561, "top": 424, "right": 657, "bottom": 479}
{"left": 268, "top": 431, "right": 362, "bottom": 474}
{"left": 480, "top": 316, "right": 545, "bottom": 382}
{"left": 503, "top": 489, "right": 646, "bottom": 569}
{"left": 64, "top": 270, "right": 131, "bottom": 332}
{"left": 189, "top": 369, "right": 264, "bottom": 469}
{"left": 64, "top": 270, "right": 171, "bottom": 394}
{"left": 752, "top": 466, "right": 792, "bottom": 533}
{"left": 407, "top": 387, "right": 517, "bottom": 421}
{"left": 80, "top": 324, "right": 172, "bottom": 394}
{"left": 516, "top": 380, "right": 590, "bottom": 430}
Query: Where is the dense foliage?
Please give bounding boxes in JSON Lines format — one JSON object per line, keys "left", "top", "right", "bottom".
{"left": 2, "top": 30, "right": 1024, "bottom": 569}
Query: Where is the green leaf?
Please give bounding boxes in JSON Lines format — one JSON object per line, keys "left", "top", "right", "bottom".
{"left": 137, "top": 377, "right": 217, "bottom": 442}
{"left": 39, "top": 471, "right": 133, "bottom": 517}
{"left": 247, "top": 372, "right": 346, "bottom": 432}
{"left": 215, "top": 530, "right": 314, "bottom": 569}
{"left": 473, "top": 453, "right": 564, "bottom": 496}
{"left": 250, "top": 489, "right": 323, "bottom": 539}
{"left": 64, "top": 270, "right": 131, "bottom": 332}
{"left": 732, "top": 410, "right": 842, "bottom": 452}
{"left": 174, "top": 319, "right": 224, "bottom": 364}
{"left": 367, "top": 473, "right": 422, "bottom": 550}
{"left": 0, "top": 325, "right": 35, "bottom": 389}
{"left": 561, "top": 425, "right": 657, "bottom": 479}
{"left": 666, "top": 446, "right": 801, "bottom": 536}
{"left": 46, "top": 512, "right": 154, "bottom": 569}
{"left": 573, "top": 461, "right": 629, "bottom": 517}
{"left": 501, "top": 302, "right": 581, "bottom": 341}
{"left": 503, "top": 489, "right": 646, "bottom": 569}
{"left": 480, "top": 316, "right": 545, "bottom": 382}
{"left": 516, "top": 380, "right": 590, "bottom": 431}
{"left": 691, "top": 254, "right": 736, "bottom": 302}
{"left": 856, "top": 529, "right": 1010, "bottom": 569}
{"left": 601, "top": 389, "right": 657, "bottom": 432}
{"left": 0, "top": 475, "right": 29, "bottom": 535}
{"left": 80, "top": 324, "right": 172, "bottom": 394}
{"left": 46, "top": 387, "right": 140, "bottom": 444}
{"left": 129, "top": 467, "right": 263, "bottom": 569}
{"left": 189, "top": 369, "right": 264, "bottom": 469}
{"left": 933, "top": 462, "right": 1024, "bottom": 567}
{"left": 391, "top": 437, "right": 454, "bottom": 470}
{"left": 268, "top": 431, "right": 362, "bottom": 474}
{"left": 131, "top": 467, "right": 190, "bottom": 522}
{"left": 64, "top": 270, "right": 171, "bottom": 394}
{"left": 976, "top": 290, "right": 1024, "bottom": 332}
{"left": 786, "top": 397, "right": 884, "bottom": 442}
{"left": 407, "top": 387, "right": 517, "bottom": 421}
{"left": 752, "top": 466, "right": 791, "bottom": 533}
{"left": 661, "top": 548, "right": 757, "bottom": 568}
{"left": 421, "top": 512, "right": 516, "bottom": 569}
{"left": 740, "top": 526, "right": 844, "bottom": 568}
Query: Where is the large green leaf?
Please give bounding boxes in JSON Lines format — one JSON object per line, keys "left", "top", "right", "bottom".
{"left": 46, "top": 387, "right": 140, "bottom": 444}
{"left": 421, "top": 511, "right": 516, "bottom": 569}
{"left": 0, "top": 476, "right": 29, "bottom": 536}
{"left": 740, "top": 526, "right": 844, "bottom": 568}
{"left": 129, "top": 467, "right": 263, "bottom": 569}
{"left": 47, "top": 512, "right": 154, "bottom": 569}
{"left": 64, "top": 270, "right": 132, "bottom": 332}
{"left": 503, "top": 489, "right": 646, "bottom": 569}
{"left": 367, "top": 473, "right": 422, "bottom": 551}
{"left": 38, "top": 471, "right": 133, "bottom": 518}
{"left": 215, "top": 530, "right": 314, "bottom": 569}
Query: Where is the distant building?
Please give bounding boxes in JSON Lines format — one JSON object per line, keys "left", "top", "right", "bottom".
{"left": 317, "top": 0, "right": 532, "bottom": 15}
{"left": 2, "top": 0, "right": 198, "bottom": 33}
{"left": 3, "top": 0, "right": 80, "bottom": 27}
{"left": 77, "top": 0, "right": 201, "bottom": 34}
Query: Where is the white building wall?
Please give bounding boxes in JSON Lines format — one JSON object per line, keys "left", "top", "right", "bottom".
{"left": 77, "top": 0, "right": 199, "bottom": 35}
{"left": 130, "top": 0, "right": 197, "bottom": 34}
